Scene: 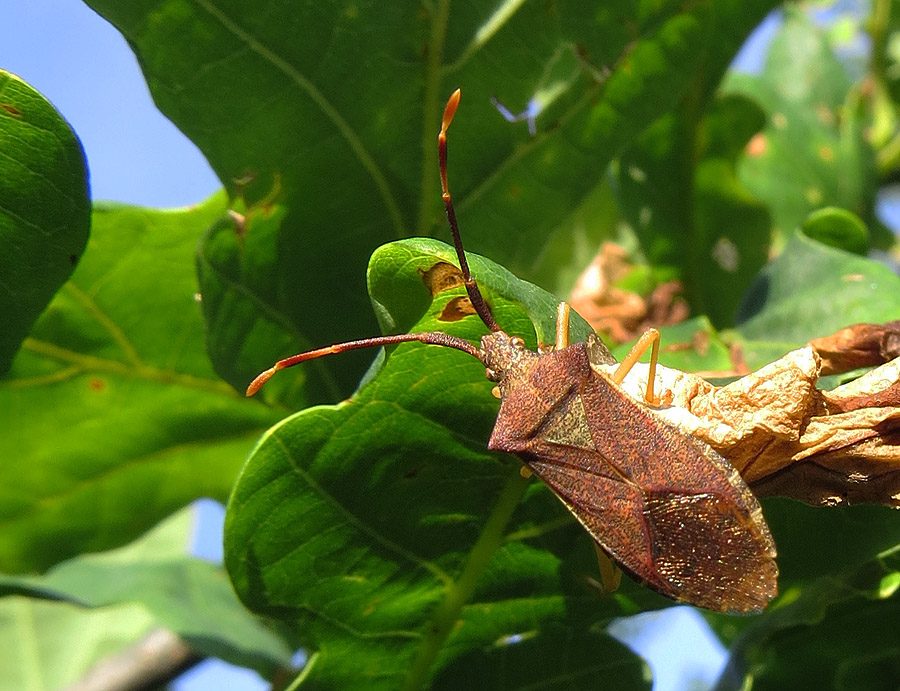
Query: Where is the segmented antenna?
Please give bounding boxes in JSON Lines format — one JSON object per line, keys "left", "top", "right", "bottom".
{"left": 439, "top": 89, "right": 500, "bottom": 333}
{"left": 246, "top": 330, "right": 479, "bottom": 395}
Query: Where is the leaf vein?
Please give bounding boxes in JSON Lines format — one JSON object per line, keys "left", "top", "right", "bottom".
{"left": 191, "top": 0, "right": 409, "bottom": 238}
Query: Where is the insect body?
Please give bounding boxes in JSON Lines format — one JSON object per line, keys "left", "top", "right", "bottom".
{"left": 482, "top": 329, "right": 777, "bottom": 611}
{"left": 248, "top": 89, "right": 778, "bottom": 613}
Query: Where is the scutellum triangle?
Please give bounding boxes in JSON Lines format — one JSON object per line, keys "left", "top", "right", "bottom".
{"left": 247, "top": 89, "right": 778, "bottom": 613}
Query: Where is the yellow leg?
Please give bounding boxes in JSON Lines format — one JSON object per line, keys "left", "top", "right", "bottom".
{"left": 555, "top": 302, "right": 571, "bottom": 350}
{"left": 611, "top": 328, "right": 661, "bottom": 405}
{"left": 594, "top": 543, "right": 623, "bottom": 593}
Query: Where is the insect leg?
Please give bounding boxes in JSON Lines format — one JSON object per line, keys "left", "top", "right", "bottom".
{"left": 610, "top": 328, "right": 661, "bottom": 404}
{"left": 555, "top": 302, "right": 571, "bottom": 350}
{"left": 593, "top": 543, "right": 623, "bottom": 593}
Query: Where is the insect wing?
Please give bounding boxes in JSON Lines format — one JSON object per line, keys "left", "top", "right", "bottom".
{"left": 488, "top": 343, "right": 778, "bottom": 612}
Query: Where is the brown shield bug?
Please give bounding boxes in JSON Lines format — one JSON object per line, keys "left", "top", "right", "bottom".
{"left": 247, "top": 89, "right": 778, "bottom": 613}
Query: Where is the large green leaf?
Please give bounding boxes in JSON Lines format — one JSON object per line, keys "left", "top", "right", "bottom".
{"left": 0, "top": 508, "right": 292, "bottom": 676}
{"left": 82, "top": 0, "right": 774, "bottom": 404}
{"left": 0, "top": 70, "right": 90, "bottom": 375}
{"left": 225, "top": 238, "right": 738, "bottom": 689}
{"left": 0, "top": 196, "right": 281, "bottom": 573}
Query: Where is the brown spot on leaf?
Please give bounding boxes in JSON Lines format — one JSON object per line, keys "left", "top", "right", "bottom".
{"left": 419, "top": 261, "right": 464, "bottom": 296}
{"left": 1, "top": 103, "right": 22, "bottom": 117}
{"left": 439, "top": 296, "right": 477, "bottom": 322}
{"left": 89, "top": 378, "right": 106, "bottom": 392}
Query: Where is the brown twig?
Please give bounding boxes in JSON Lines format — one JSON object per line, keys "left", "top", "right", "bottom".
{"left": 64, "top": 629, "right": 202, "bottom": 691}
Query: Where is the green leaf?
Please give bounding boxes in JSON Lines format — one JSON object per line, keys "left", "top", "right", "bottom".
{"left": 0, "top": 70, "right": 90, "bottom": 375}
{"left": 432, "top": 626, "right": 650, "bottom": 690}
{"left": 612, "top": 0, "right": 782, "bottom": 326}
{"left": 84, "top": 0, "right": 761, "bottom": 403}
{"left": 715, "top": 569, "right": 900, "bottom": 690}
{"left": 800, "top": 206, "right": 869, "bottom": 254}
{"left": 0, "top": 196, "right": 282, "bottom": 573}
{"left": 725, "top": 8, "right": 881, "bottom": 250}
{"left": 0, "top": 597, "right": 156, "bottom": 691}
{"left": 225, "top": 239, "right": 660, "bottom": 689}
{"left": 735, "top": 230, "right": 900, "bottom": 357}
{"left": 0, "top": 508, "right": 292, "bottom": 675}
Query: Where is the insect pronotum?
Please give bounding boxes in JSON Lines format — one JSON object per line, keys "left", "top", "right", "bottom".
{"left": 248, "top": 89, "right": 779, "bottom": 613}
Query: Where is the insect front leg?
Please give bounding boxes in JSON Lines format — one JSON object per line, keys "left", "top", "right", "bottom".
{"left": 611, "top": 328, "right": 661, "bottom": 405}
{"left": 555, "top": 302, "right": 571, "bottom": 350}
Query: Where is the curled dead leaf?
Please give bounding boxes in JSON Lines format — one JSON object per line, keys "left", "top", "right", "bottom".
{"left": 592, "top": 326, "right": 900, "bottom": 508}
{"left": 569, "top": 243, "right": 688, "bottom": 343}
{"left": 809, "top": 320, "right": 900, "bottom": 375}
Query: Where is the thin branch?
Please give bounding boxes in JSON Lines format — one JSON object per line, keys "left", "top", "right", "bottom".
{"left": 64, "top": 629, "right": 202, "bottom": 691}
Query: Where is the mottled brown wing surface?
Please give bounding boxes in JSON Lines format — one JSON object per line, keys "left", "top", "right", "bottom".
{"left": 488, "top": 343, "right": 778, "bottom": 613}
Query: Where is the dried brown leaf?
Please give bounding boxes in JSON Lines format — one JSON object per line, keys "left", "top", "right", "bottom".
{"left": 809, "top": 320, "right": 900, "bottom": 375}
{"left": 593, "top": 334, "right": 900, "bottom": 507}
{"left": 569, "top": 243, "right": 688, "bottom": 343}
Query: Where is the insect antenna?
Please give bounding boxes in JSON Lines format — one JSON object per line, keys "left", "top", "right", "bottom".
{"left": 439, "top": 89, "right": 500, "bottom": 333}
{"left": 246, "top": 331, "right": 479, "bottom": 396}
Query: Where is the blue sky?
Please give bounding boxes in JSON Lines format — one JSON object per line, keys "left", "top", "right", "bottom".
{"left": 0, "top": 3, "right": 790, "bottom": 689}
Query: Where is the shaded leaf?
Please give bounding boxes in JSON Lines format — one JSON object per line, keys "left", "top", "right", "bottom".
{"left": 714, "top": 569, "right": 900, "bottom": 691}
{"left": 0, "top": 70, "right": 90, "bottom": 375}
{"left": 726, "top": 8, "right": 881, "bottom": 249}
{"left": 432, "top": 626, "right": 650, "bottom": 690}
{"left": 0, "top": 196, "right": 282, "bottom": 573}
{"left": 617, "top": 67, "right": 773, "bottom": 326}
{"left": 0, "top": 597, "right": 156, "bottom": 691}
{"left": 0, "top": 508, "right": 292, "bottom": 675}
